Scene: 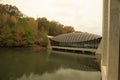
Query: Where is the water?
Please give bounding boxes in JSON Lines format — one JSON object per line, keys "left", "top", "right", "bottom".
{"left": 0, "top": 48, "right": 101, "bottom": 80}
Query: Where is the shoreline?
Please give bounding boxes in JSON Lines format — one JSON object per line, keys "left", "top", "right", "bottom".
{"left": 0, "top": 44, "right": 46, "bottom": 50}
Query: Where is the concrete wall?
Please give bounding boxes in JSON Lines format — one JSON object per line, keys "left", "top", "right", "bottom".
{"left": 102, "top": 0, "right": 108, "bottom": 66}
{"left": 107, "top": 0, "right": 119, "bottom": 80}
{"left": 102, "top": 0, "right": 119, "bottom": 80}
{"left": 118, "top": 0, "right": 120, "bottom": 80}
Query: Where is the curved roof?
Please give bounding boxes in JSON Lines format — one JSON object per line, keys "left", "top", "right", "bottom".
{"left": 51, "top": 33, "right": 101, "bottom": 42}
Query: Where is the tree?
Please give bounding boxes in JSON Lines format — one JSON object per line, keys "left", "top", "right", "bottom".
{"left": 13, "top": 26, "right": 26, "bottom": 46}
{"left": 48, "top": 21, "right": 65, "bottom": 36}
{"left": 0, "top": 4, "right": 77, "bottom": 47}
{"left": 25, "top": 17, "right": 38, "bottom": 42}
{"left": 37, "top": 17, "right": 49, "bottom": 33}
{"left": 0, "top": 13, "right": 10, "bottom": 26}
{"left": 0, "top": 4, "right": 6, "bottom": 14}
{"left": 0, "top": 4, "right": 23, "bottom": 17}
{"left": 0, "top": 26, "right": 14, "bottom": 46}
{"left": 55, "top": 24, "right": 64, "bottom": 35}
{"left": 36, "top": 27, "right": 48, "bottom": 47}
{"left": 27, "top": 18, "right": 38, "bottom": 32}
{"left": 9, "top": 16, "right": 18, "bottom": 26}
{"left": 64, "top": 26, "right": 75, "bottom": 33}
{"left": 24, "top": 28, "right": 35, "bottom": 45}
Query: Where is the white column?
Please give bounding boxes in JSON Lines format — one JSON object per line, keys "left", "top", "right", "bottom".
{"left": 102, "top": 0, "right": 109, "bottom": 66}
{"left": 118, "top": 0, "right": 120, "bottom": 79}
{"left": 107, "top": 0, "right": 119, "bottom": 80}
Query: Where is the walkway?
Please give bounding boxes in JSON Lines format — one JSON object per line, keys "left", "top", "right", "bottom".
{"left": 51, "top": 46, "right": 97, "bottom": 53}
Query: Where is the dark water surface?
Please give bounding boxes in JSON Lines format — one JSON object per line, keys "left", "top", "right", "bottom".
{"left": 0, "top": 48, "right": 101, "bottom": 80}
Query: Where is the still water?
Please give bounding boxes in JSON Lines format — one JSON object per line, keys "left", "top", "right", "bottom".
{"left": 0, "top": 48, "right": 101, "bottom": 80}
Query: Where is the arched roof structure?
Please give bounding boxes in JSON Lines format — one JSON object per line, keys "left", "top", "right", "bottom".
{"left": 51, "top": 33, "right": 101, "bottom": 42}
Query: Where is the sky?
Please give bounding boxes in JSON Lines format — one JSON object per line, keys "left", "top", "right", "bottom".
{"left": 0, "top": 0, "right": 103, "bottom": 35}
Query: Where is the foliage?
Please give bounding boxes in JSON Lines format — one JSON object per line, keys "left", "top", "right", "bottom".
{"left": 36, "top": 29, "right": 48, "bottom": 47}
{"left": 37, "top": 17, "right": 49, "bottom": 32}
{"left": 0, "top": 13, "right": 10, "bottom": 26}
{"left": 0, "top": 26, "right": 14, "bottom": 46}
{"left": 64, "top": 26, "right": 75, "bottom": 33}
{"left": 0, "top": 4, "right": 76, "bottom": 47}
{"left": 13, "top": 26, "right": 26, "bottom": 46}
{"left": 48, "top": 21, "right": 64, "bottom": 36}
{"left": 0, "top": 4, "right": 23, "bottom": 17}
{"left": 24, "top": 28, "right": 35, "bottom": 45}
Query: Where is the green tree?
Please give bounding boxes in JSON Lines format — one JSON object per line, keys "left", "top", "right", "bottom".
{"left": 37, "top": 17, "right": 49, "bottom": 33}
{"left": 36, "top": 27, "right": 48, "bottom": 47}
{"left": 48, "top": 21, "right": 65, "bottom": 36}
{"left": 24, "top": 28, "right": 35, "bottom": 45}
{"left": 0, "top": 26, "right": 14, "bottom": 46}
{"left": 13, "top": 26, "right": 26, "bottom": 46}
{"left": 0, "top": 4, "right": 77, "bottom": 47}
{"left": 27, "top": 17, "right": 38, "bottom": 37}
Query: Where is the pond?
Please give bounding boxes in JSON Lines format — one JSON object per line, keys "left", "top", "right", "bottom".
{"left": 0, "top": 48, "right": 101, "bottom": 80}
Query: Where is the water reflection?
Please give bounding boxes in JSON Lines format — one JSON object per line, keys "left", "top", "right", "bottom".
{"left": 17, "top": 68, "right": 101, "bottom": 80}
{"left": 0, "top": 48, "right": 101, "bottom": 80}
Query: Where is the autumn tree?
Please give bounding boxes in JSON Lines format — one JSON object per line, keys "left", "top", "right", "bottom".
{"left": 0, "top": 4, "right": 6, "bottom": 14}
{"left": 64, "top": 26, "right": 75, "bottom": 33}
{"left": 0, "top": 26, "right": 14, "bottom": 46}
{"left": 35, "top": 27, "right": 48, "bottom": 46}
{"left": 9, "top": 16, "right": 18, "bottom": 26}
{"left": 48, "top": 21, "right": 65, "bottom": 36}
{"left": 0, "top": 4, "right": 23, "bottom": 17}
{"left": 0, "top": 13, "right": 10, "bottom": 26}
{"left": 13, "top": 26, "right": 26, "bottom": 46}
{"left": 37, "top": 17, "right": 65, "bottom": 36}
{"left": 37, "top": 17, "right": 49, "bottom": 33}
{"left": 0, "top": 4, "right": 77, "bottom": 47}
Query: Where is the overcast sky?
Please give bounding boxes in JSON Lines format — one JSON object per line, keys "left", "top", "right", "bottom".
{"left": 0, "top": 0, "right": 103, "bottom": 35}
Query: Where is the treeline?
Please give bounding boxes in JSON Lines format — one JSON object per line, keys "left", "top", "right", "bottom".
{"left": 0, "top": 4, "right": 75, "bottom": 47}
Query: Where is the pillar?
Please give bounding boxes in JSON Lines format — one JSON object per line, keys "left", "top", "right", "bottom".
{"left": 119, "top": 1, "right": 120, "bottom": 80}
{"left": 102, "top": 0, "right": 109, "bottom": 66}
{"left": 107, "top": 0, "right": 119, "bottom": 80}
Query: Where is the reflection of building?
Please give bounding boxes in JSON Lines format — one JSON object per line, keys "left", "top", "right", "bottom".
{"left": 49, "top": 33, "right": 102, "bottom": 53}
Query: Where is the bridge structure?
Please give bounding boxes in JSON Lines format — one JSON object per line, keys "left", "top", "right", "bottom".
{"left": 48, "top": 32, "right": 102, "bottom": 54}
